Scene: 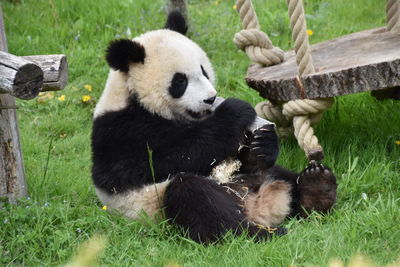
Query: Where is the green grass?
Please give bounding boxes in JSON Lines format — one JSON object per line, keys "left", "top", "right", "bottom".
{"left": 1, "top": 0, "right": 400, "bottom": 266}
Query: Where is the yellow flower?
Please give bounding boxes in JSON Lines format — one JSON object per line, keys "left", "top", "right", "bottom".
{"left": 395, "top": 140, "right": 400, "bottom": 145}
{"left": 213, "top": 0, "right": 219, "bottom": 6}
{"left": 82, "top": 95, "right": 91, "bottom": 103}
{"left": 84, "top": 84, "right": 93, "bottom": 92}
{"left": 233, "top": 4, "right": 237, "bottom": 10}
{"left": 306, "top": 29, "right": 314, "bottom": 36}
{"left": 102, "top": 205, "right": 107, "bottom": 211}
{"left": 57, "top": 95, "right": 66, "bottom": 101}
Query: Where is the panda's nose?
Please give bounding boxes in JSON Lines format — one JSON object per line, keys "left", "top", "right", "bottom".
{"left": 203, "top": 96, "right": 216, "bottom": 105}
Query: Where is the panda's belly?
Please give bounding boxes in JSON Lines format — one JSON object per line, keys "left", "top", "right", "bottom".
{"left": 95, "top": 180, "right": 170, "bottom": 220}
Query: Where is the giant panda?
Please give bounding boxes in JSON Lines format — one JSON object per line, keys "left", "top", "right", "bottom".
{"left": 91, "top": 11, "right": 337, "bottom": 243}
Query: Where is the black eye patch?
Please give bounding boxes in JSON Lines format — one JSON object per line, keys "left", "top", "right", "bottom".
{"left": 169, "top": 73, "right": 188, "bottom": 98}
{"left": 201, "top": 65, "right": 209, "bottom": 79}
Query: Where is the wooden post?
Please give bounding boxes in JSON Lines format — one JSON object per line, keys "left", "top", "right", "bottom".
{"left": 0, "top": 6, "right": 27, "bottom": 202}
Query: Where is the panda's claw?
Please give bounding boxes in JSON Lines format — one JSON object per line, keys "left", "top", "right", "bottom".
{"left": 258, "top": 128, "right": 274, "bottom": 132}
{"left": 251, "top": 141, "right": 261, "bottom": 146}
{"left": 250, "top": 146, "right": 261, "bottom": 151}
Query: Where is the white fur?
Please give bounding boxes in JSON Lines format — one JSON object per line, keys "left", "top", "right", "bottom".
{"left": 94, "top": 70, "right": 129, "bottom": 118}
{"left": 95, "top": 29, "right": 217, "bottom": 120}
{"left": 95, "top": 180, "right": 170, "bottom": 220}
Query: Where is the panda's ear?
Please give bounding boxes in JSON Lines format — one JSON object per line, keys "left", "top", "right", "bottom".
{"left": 105, "top": 39, "right": 146, "bottom": 72}
{"left": 165, "top": 10, "right": 188, "bottom": 35}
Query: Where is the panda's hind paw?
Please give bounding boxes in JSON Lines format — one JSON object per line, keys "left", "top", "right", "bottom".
{"left": 297, "top": 161, "right": 337, "bottom": 217}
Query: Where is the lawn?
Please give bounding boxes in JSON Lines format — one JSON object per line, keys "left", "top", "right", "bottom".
{"left": 1, "top": 0, "right": 400, "bottom": 266}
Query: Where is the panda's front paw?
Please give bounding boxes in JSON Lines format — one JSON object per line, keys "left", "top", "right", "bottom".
{"left": 297, "top": 161, "right": 337, "bottom": 217}
{"left": 215, "top": 98, "right": 256, "bottom": 128}
{"left": 249, "top": 125, "right": 279, "bottom": 169}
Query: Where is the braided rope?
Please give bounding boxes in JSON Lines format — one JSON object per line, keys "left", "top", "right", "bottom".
{"left": 233, "top": 0, "right": 284, "bottom": 66}
{"left": 285, "top": 0, "right": 334, "bottom": 160}
{"left": 234, "top": 0, "right": 334, "bottom": 161}
{"left": 286, "top": 0, "right": 315, "bottom": 75}
{"left": 255, "top": 101, "right": 293, "bottom": 138}
{"left": 387, "top": 0, "right": 400, "bottom": 32}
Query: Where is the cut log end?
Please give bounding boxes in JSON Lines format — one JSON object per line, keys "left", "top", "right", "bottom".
{"left": 0, "top": 50, "right": 44, "bottom": 99}
{"left": 23, "top": 54, "right": 68, "bottom": 92}
{"left": 13, "top": 63, "right": 43, "bottom": 99}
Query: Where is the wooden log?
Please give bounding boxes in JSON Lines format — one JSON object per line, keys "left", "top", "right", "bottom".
{"left": 23, "top": 54, "right": 68, "bottom": 92}
{"left": 246, "top": 28, "right": 400, "bottom": 102}
{"left": 0, "top": 51, "right": 43, "bottom": 100}
{"left": 0, "top": 6, "right": 28, "bottom": 202}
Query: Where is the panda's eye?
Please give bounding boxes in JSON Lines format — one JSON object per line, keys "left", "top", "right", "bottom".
{"left": 176, "top": 77, "right": 186, "bottom": 85}
{"left": 169, "top": 73, "right": 188, "bottom": 98}
{"left": 201, "top": 65, "right": 209, "bottom": 79}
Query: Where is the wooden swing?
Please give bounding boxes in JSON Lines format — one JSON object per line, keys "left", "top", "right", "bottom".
{"left": 234, "top": 0, "right": 400, "bottom": 161}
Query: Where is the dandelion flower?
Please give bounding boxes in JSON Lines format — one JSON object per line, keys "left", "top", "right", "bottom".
{"left": 213, "top": 0, "right": 219, "bottom": 6}
{"left": 82, "top": 95, "right": 91, "bottom": 103}
{"left": 84, "top": 84, "right": 93, "bottom": 92}
{"left": 233, "top": 4, "right": 237, "bottom": 10}
{"left": 306, "top": 29, "right": 314, "bottom": 36}
{"left": 102, "top": 205, "right": 107, "bottom": 211}
{"left": 57, "top": 95, "right": 66, "bottom": 101}
{"left": 395, "top": 140, "right": 400, "bottom": 145}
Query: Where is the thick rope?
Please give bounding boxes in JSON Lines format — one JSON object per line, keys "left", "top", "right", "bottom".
{"left": 233, "top": 0, "right": 284, "bottom": 66}
{"left": 285, "top": 0, "right": 334, "bottom": 160}
{"left": 283, "top": 98, "right": 333, "bottom": 160}
{"left": 234, "top": 0, "right": 333, "bottom": 161}
{"left": 286, "top": 0, "right": 315, "bottom": 75}
{"left": 255, "top": 102, "right": 293, "bottom": 138}
{"left": 387, "top": 0, "right": 400, "bottom": 32}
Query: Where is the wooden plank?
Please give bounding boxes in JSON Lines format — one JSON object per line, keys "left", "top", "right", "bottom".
{"left": 246, "top": 27, "right": 400, "bottom": 102}
{"left": 23, "top": 54, "right": 68, "bottom": 91}
{"left": 0, "top": 6, "right": 28, "bottom": 202}
{"left": 0, "top": 51, "right": 43, "bottom": 99}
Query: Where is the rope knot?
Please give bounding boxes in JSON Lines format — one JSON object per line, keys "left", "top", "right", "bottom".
{"left": 233, "top": 29, "right": 284, "bottom": 66}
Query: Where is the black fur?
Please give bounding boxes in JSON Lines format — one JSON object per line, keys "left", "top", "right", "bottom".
{"left": 201, "top": 65, "right": 209, "bottom": 79}
{"left": 165, "top": 10, "right": 188, "bottom": 35}
{"left": 164, "top": 173, "right": 286, "bottom": 243}
{"left": 169, "top": 73, "right": 188, "bottom": 98}
{"left": 92, "top": 96, "right": 256, "bottom": 194}
{"left": 105, "top": 39, "right": 145, "bottom": 72}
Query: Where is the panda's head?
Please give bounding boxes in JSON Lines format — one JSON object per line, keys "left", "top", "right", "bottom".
{"left": 102, "top": 11, "right": 217, "bottom": 121}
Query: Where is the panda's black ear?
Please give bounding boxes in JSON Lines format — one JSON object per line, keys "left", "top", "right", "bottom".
{"left": 165, "top": 10, "right": 188, "bottom": 35}
{"left": 105, "top": 39, "right": 145, "bottom": 72}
